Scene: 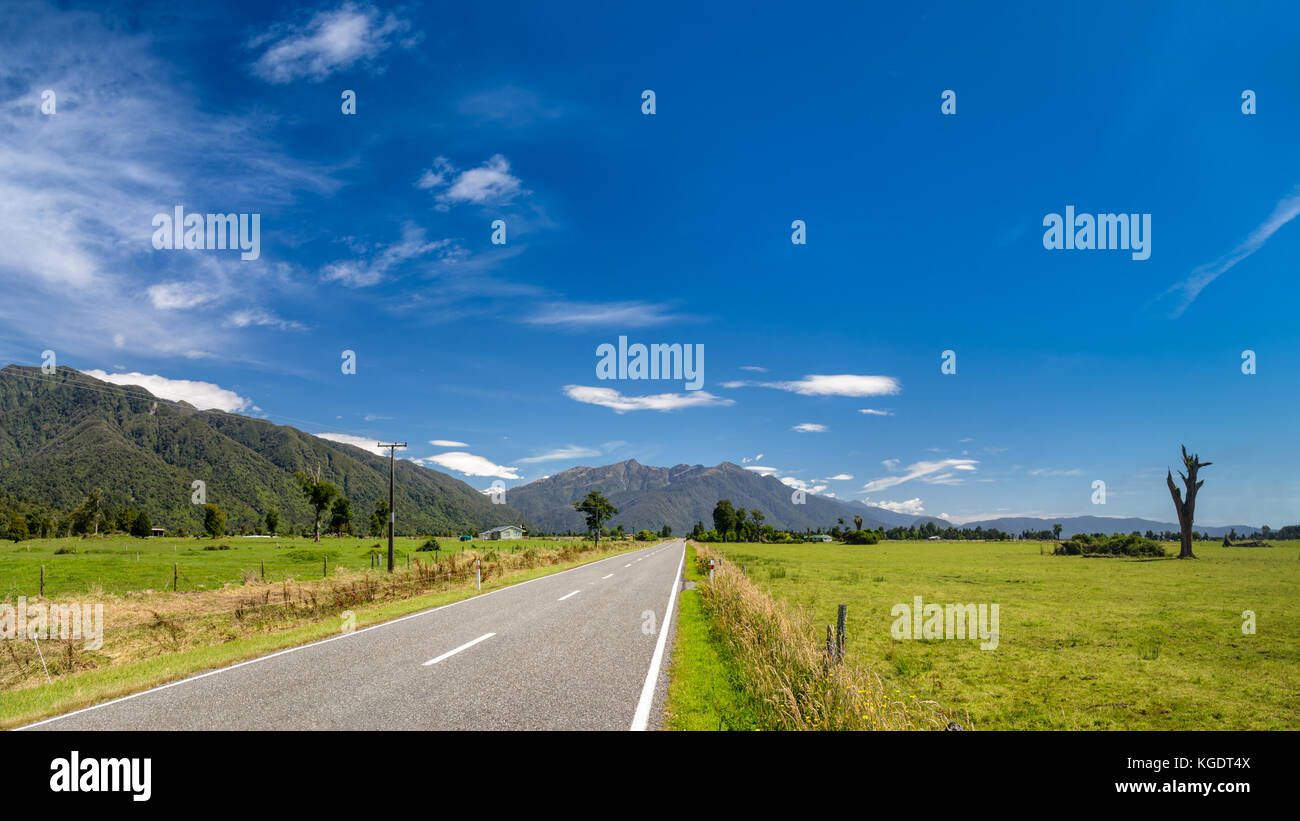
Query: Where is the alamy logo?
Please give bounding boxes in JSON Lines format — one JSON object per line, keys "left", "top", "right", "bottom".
{"left": 891, "top": 595, "right": 999, "bottom": 650}
{"left": 1, "top": 597, "right": 103, "bottom": 650}
{"left": 152, "top": 206, "right": 261, "bottom": 260}
{"left": 50, "top": 751, "right": 151, "bottom": 802}
{"left": 1042, "top": 206, "right": 1150, "bottom": 260}
{"left": 596, "top": 336, "right": 704, "bottom": 391}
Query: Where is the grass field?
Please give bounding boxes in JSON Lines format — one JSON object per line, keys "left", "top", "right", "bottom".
{"left": 0, "top": 535, "right": 587, "bottom": 598}
{"left": 708, "top": 539, "right": 1300, "bottom": 730}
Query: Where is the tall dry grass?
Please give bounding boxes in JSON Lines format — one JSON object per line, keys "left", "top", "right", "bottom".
{"left": 692, "top": 543, "right": 956, "bottom": 730}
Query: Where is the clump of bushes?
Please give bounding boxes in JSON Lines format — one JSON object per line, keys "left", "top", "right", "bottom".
{"left": 54, "top": 546, "right": 78, "bottom": 555}
{"left": 416, "top": 539, "right": 443, "bottom": 552}
{"left": 202, "top": 544, "right": 232, "bottom": 551}
{"left": 842, "top": 530, "right": 880, "bottom": 545}
{"left": 1054, "top": 533, "right": 1167, "bottom": 557}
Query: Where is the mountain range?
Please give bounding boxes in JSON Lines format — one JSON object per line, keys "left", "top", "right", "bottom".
{"left": 0, "top": 366, "right": 529, "bottom": 535}
{"left": 0, "top": 365, "right": 1260, "bottom": 540}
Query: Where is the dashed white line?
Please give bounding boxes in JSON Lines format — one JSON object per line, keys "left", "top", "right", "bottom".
{"left": 422, "top": 632, "right": 495, "bottom": 666}
{"left": 558, "top": 590, "right": 581, "bottom": 601}
{"left": 624, "top": 563, "right": 632, "bottom": 568}
{"left": 601, "top": 573, "right": 614, "bottom": 579}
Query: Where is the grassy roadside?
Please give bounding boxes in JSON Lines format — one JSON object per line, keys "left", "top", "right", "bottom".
{"left": 663, "top": 543, "right": 762, "bottom": 730}
{"left": 0, "top": 541, "right": 645, "bottom": 729}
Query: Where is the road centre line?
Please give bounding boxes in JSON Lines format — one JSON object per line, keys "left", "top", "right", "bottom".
{"left": 422, "top": 633, "right": 495, "bottom": 666}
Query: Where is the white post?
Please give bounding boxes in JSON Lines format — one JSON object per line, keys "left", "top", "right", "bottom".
{"left": 709, "top": 558, "right": 714, "bottom": 583}
{"left": 476, "top": 558, "right": 481, "bottom": 591}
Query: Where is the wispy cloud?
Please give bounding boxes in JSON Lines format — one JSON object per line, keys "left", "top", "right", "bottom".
{"left": 428, "top": 439, "right": 469, "bottom": 448}
{"left": 562, "top": 385, "right": 733, "bottom": 413}
{"left": 248, "top": 2, "right": 418, "bottom": 83}
{"left": 517, "top": 445, "right": 602, "bottom": 464}
{"left": 524, "top": 300, "right": 691, "bottom": 329}
{"left": 858, "top": 408, "right": 893, "bottom": 416}
{"left": 1158, "top": 187, "right": 1300, "bottom": 317}
{"left": 458, "top": 86, "right": 563, "bottom": 127}
{"left": 723, "top": 374, "right": 900, "bottom": 397}
{"left": 792, "top": 422, "right": 827, "bottom": 433}
{"left": 418, "top": 451, "right": 519, "bottom": 479}
{"left": 321, "top": 223, "right": 458, "bottom": 287}
{"left": 860, "top": 458, "right": 978, "bottom": 493}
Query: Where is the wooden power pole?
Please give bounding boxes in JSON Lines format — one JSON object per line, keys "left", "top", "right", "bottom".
{"left": 377, "top": 442, "right": 407, "bottom": 572}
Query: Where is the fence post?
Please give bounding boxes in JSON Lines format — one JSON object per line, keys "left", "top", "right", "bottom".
{"left": 826, "top": 624, "right": 834, "bottom": 662}
{"left": 173, "top": 563, "right": 178, "bottom": 592}
{"left": 835, "top": 604, "right": 847, "bottom": 661}
{"left": 323, "top": 556, "right": 327, "bottom": 577}
{"left": 40, "top": 565, "right": 45, "bottom": 597}
{"left": 260, "top": 559, "right": 265, "bottom": 580}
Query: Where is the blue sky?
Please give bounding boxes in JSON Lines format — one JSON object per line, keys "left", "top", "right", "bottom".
{"left": 2, "top": 0, "right": 1298, "bottom": 526}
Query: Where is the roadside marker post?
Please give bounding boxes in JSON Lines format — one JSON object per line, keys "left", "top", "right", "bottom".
{"left": 476, "top": 558, "right": 481, "bottom": 591}
{"left": 708, "top": 558, "right": 714, "bottom": 583}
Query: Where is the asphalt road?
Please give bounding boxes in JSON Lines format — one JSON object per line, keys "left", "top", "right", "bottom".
{"left": 24, "top": 540, "right": 686, "bottom": 731}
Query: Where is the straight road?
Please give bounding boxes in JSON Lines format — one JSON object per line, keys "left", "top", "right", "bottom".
{"left": 24, "top": 539, "right": 686, "bottom": 731}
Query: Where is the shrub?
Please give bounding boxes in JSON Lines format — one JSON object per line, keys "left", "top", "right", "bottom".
{"left": 842, "top": 530, "right": 879, "bottom": 545}
{"left": 1054, "top": 533, "right": 1166, "bottom": 557}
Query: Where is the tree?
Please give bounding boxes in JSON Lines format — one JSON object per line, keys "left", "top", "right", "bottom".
{"left": 853, "top": 514, "right": 863, "bottom": 531}
{"left": 4, "top": 512, "right": 29, "bottom": 543}
{"left": 1166, "top": 445, "right": 1211, "bottom": 560}
{"left": 369, "top": 501, "right": 390, "bottom": 537}
{"left": 1052, "top": 523, "right": 1062, "bottom": 541}
{"left": 660, "top": 524, "right": 672, "bottom": 538}
{"left": 712, "top": 500, "right": 737, "bottom": 543}
{"left": 750, "top": 509, "right": 765, "bottom": 542}
{"left": 130, "top": 510, "right": 153, "bottom": 538}
{"left": 203, "top": 504, "right": 226, "bottom": 539}
{"left": 329, "top": 496, "right": 353, "bottom": 536}
{"left": 265, "top": 507, "right": 280, "bottom": 536}
{"left": 71, "top": 489, "right": 104, "bottom": 536}
{"left": 573, "top": 491, "right": 618, "bottom": 547}
{"left": 294, "top": 468, "right": 339, "bottom": 543}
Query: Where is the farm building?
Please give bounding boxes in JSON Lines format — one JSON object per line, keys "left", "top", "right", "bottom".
{"left": 478, "top": 525, "right": 527, "bottom": 540}
{"left": 808, "top": 534, "right": 833, "bottom": 542}
{"left": 150, "top": 527, "right": 166, "bottom": 537}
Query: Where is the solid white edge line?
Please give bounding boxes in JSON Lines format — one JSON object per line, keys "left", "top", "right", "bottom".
{"left": 422, "top": 632, "right": 495, "bottom": 666}
{"left": 17, "top": 540, "right": 674, "bottom": 730}
{"left": 558, "top": 590, "right": 581, "bottom": 601}
{"left": 630, "top": 540, "right": 686, "bottom": 731}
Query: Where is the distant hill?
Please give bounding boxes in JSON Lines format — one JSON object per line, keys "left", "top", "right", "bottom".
{"left": 957, "top": 515, "right": 1257, "bottom": 539}
{"left": 504, "top": 459, "right": 910, "bottom": 534}
{"left": 0, "top": 365, "right": 529, "bottom": 535}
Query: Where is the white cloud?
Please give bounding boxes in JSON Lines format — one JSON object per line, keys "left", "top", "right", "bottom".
{"left": 147, "top": 282, "right": 217, "bottom": 310}
{"left": 225, "top": 308, "right": 307, "bottom": 331}
{"left": 739, "top": 365, "right": 768, "bottom": 372}
{"left": 524, "top": 300, "right": 688, "bottom": 328}
{"left": 249, "top": 2, "right": 417, "bottom": 84}
{"left": 419, "top": 451, "right": 519, "bottom": 479}
{"left": 1029, "top": 468, "right": 1085, "bottom": 477}
{"left": 428, "top": 439, "right": 469, "bottom": 448}
{"left": 517, "top": 445, "right": 601, "bottom": 464}
{"left": 82, "top": 369, "right": 250, "bottom": 412}
{"left": 419, "top": 154, "right": 525, "bottom": 208}
{"left": 562, "top": 385, "right": 733, "bottom": 413}
{"left": 321, "top": 223, "right": 456, "bottom": 287}
{"left": 866, "top": 497, "right": 925, "bottom": 515}
{"left": 723, "top": 374, "right": 900, "bottom": 397}
{"left": 313, "top": 432, "right": 386, "bottom": 455}
{"left": 860, "top": 458, "right": 979, "bottom": 493}
{"left": 780, "top": 476, "right": 828, "bottom": 495}
{"left": 821, "top": 473, "right": 854, "bottom": 481}
{"left": 458, "top": 86, "right": 562, "bottom": 127}
{"left": 792, "top": 423, "right": 827, "bottom": 433}
{"left": 744, "top": 465, "right": 781, "bottom": 476}
{"left": 1160, "top": 187, "right": 1300, "bottom": 317}
{"left": 859, "top": 408, "right": 893, "bottom": 416}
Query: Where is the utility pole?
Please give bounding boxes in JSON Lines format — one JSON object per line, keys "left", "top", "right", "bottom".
{"left": 377, "top": 442, "right": 407, "bottom": 572}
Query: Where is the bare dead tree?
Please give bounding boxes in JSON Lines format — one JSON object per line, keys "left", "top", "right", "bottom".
{"left": 1166, "top": 445, "right": 1211, "bottom": 559}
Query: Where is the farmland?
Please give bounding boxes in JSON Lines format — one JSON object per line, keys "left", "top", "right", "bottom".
{"left": 705, "top": 539, "right": 1300, "bottom": 730}
{"left": 0, "top": 535, "right": 582, "bottom": 598}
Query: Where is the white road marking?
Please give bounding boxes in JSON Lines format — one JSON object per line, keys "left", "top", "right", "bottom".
{"left": 631, "top": 542, "right": 686, "bottom": 731}
{"left": 601, "top": 573, "right": 614, "bottom": 579}
{"left": 624, "top": 564, "right": 632, "bottom": 568}
{"left": 558, "top": 590, "right": 581, "bottom": 601}
{"left": 422, "top": 632, "right": 495, "bottom": 666}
